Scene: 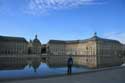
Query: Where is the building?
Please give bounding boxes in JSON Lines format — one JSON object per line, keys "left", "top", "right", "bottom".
{"left": 0, "top": 35, "right": 42, "bottom": 55}
{"left": 0, "top": 34, "right": 124, "bottom": 68}
{"left": 0, "top": 35, "right": 28, "bottom": 54}
{"left": 122, "top": 44, "right": 125, "bottom": 63}
{"left": 41, "top": 44, "right": 47, "bottom": 53}
{"left": 0, "top": 35, "right": 43, "bottom": 67}
{"left": 28, "top": 35, "right": 42, "bottom": 54}
{"left": 47, "top": 33, "right": 123, "bottom": 68}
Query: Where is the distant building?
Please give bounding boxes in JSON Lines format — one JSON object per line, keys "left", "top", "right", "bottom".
{"left": 0, "top": 35, "right": 42, "bottom": 55}
{"left": 28, "top": 35, "right": 42, "bottom": 54}
{"left": 47, "top": 33, "right": 123, "bottom": 68}
{"left": 41, "top": 44, "right": 47, "bottom": 53}
{"left": 0, "top": 34, "right": 124, "bottom": 68}
{"left": 122, "top": 44, "right": 125, "bottom": 63}
{"left": 0, "top": 35, "right": 28, "bottom": 54}
{"left": 0, "top": 35, "right": 43, "bottom": 68}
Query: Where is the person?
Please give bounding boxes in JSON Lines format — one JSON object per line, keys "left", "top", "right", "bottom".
{"left": 67, "top": 56, "right": 73, "bottom": 75}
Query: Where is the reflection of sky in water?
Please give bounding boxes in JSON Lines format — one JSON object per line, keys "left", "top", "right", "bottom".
{"left": 0, "top": 64, "right": 90, "bottom": 79}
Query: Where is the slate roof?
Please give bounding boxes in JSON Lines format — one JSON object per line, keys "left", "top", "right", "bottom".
{"left": 48, "top": 35, "right": 121, "bottom": 44}
{"left": 0, "top": 35, "right": 28, "bottom": 43}
{"left": 32, "top": 38, "right": 42, "bottom": 46}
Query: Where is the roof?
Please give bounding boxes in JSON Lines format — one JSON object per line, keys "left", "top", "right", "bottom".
{"left": 88, "top": 35, "right": 121, "bottom": 43}
{"left": 48, "top": 35, "right": 121, "bottom": 44}
{"left": 0, "top": 35, "right": 28, "bottom": 43}
{"left": 48, "top": 40, "right": 65, "bottom": 44}
{"left": 33, "top": 37, "right": 42, "bottom": 45}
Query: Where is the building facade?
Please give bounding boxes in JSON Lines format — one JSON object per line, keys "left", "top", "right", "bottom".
{"left": 47, "top": 33, "right": 123, "bottom": 68}
{"left": 0, "top": 36, "right": 28, "bottom": 54}
{"left": 0, "top": 34, "right": 124, "bottom": 68}
{"left": 0, "top": 35, "right": 42, "bottom": 55}
{"left": 0, "top": 35, "right": 43, "bottom": 67}
{"left": 28, "top": 35, "right": 42, "bottom": 54}
{"left": 122, "top": 44, "right": 125, "bottom": 63}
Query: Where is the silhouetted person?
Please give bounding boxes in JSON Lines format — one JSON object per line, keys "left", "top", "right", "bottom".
{"left": 67, "top": 56, "right": 73, "bottom": 75}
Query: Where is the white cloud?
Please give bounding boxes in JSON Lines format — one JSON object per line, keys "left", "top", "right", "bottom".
{"left": 103, "top": 32, "right": 125, "bottom": 44}
{"left": 0, "top": 0, "right": 106, "bottom": 15}
{"left": 26, "top": 0, "right": 103, "bottom": 15}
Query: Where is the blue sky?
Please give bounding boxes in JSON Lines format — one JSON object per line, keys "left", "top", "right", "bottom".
{"left": 0, "top": 0, "right": 125, "bottom": 44}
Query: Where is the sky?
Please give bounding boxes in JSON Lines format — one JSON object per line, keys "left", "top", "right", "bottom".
{"left": 0, "top": 0, "right": 125, "bottom": 44}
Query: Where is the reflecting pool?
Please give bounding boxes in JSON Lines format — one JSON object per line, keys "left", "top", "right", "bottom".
{"left": 0, "top": 63, "right": 91, "bottom": 80}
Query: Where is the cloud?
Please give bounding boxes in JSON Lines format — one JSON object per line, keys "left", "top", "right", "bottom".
{"left": 0, "top": 0, "right": 106, "bottom": 15}
{"left": 26, "top": 0, "right": 104, "bottom": 15}
{"left": 103, "top": 32, "right": 125, "bottom": 44}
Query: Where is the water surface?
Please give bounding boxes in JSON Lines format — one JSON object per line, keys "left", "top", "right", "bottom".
{"left": 0, "top": 63, "right": 91, "bottom": 79}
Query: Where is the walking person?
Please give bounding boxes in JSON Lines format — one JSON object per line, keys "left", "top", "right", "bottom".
{"left": 67, "top": 56, "right": 73, "bottom": 75}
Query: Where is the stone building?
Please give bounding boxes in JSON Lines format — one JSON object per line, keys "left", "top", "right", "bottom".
{"left": 28, "top": 35, "right": 42, "bottom": 54}
{"left": 122, "top": 44, "right": 125, "bottom": 63}
{"left": 0, "top": 35, "right": 42, "bottom": 55}
{"left": 0, "top": 35, "right": 28, "bottom": 54}
{"left": 0, "top": 34, "right": 124, "bottom": 68}
{"left": 0, "top": 35, "right": 42, "bottom": 67}
{"left": 47, "top": 33, "right": 123, "bottom": 68}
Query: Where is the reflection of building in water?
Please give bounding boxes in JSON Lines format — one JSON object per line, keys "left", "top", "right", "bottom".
{"left": 0, "top": 59, "right": 41, "bottom": 71}
{"left": 0, "top": 57, "right": 27, "bottom": 68}
{"left": 0, "top": 65, "right": 26, "bottom": 70}
{"left": 0, "top": 64, "right": 26, "bottom": 70}
{"left": 30, "top": 61, "right": 41, "bottom": 72}
{"left": 0, "top": 58, "right": 26, "bottom": 70}
{"left": 0, "top": 57, "right": 41, "bottom": 70}
{"left": 47, "top": 33, "right": 124, "bottom": 68}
